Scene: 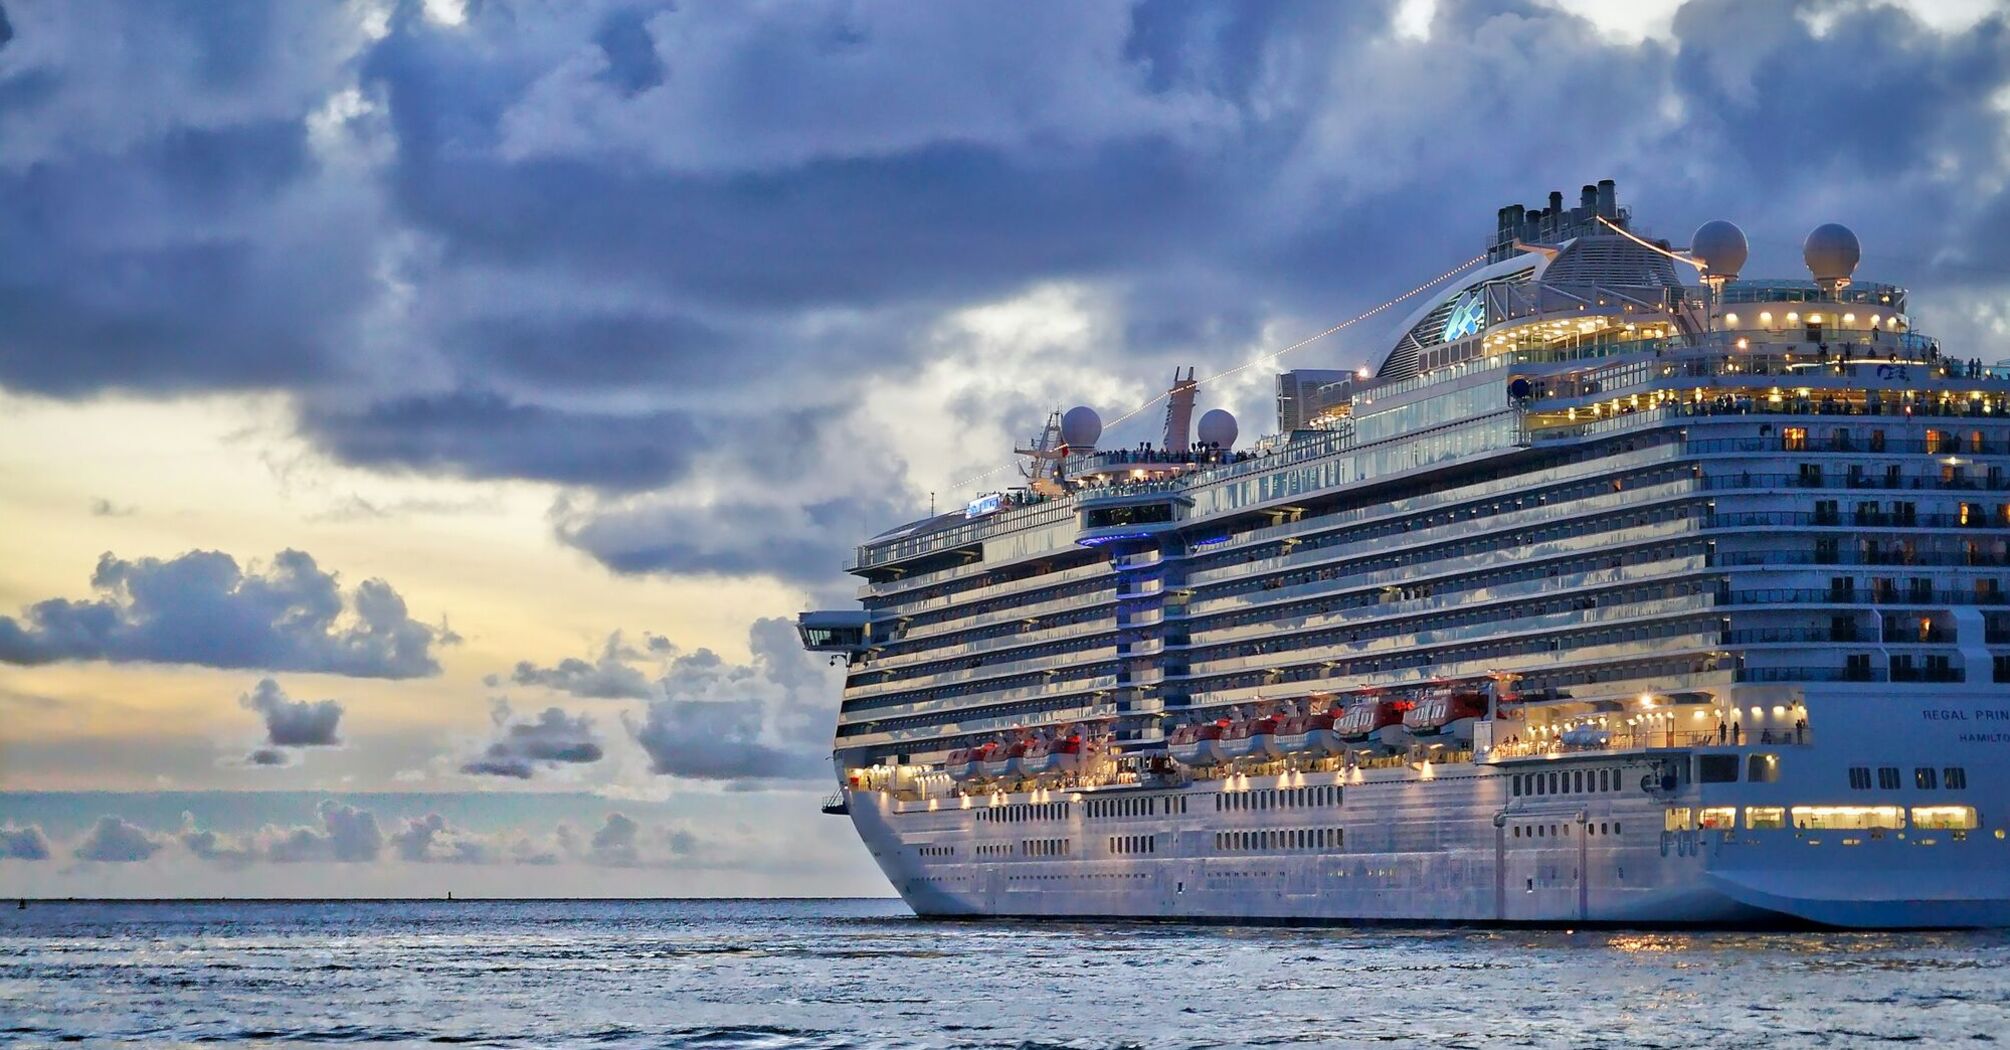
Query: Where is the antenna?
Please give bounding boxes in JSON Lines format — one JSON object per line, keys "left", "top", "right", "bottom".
{"left": 1162, "top": 368, "right": 1197, "bottom": 454}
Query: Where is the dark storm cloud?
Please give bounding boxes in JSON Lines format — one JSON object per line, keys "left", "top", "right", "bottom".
{"left": 5, "top": 0, "right": 2010, "bottom": 586}
{"left": 299, "top": 391, "right": 703, "bottom": 492}
{"left": 460, "top": 703, "right": 604, "bottom": 780}
{"left": 0, "top": 824, "right": 51, "bottom": 860}
{"left": 626, "top": 618, "right": 837, "bottom": 782}
{"left": 73, "top": 815, "right": 165, "bottom": 863}
{"left": 551, "top": 494, "right": 904, "bottom": 587}
{"left": 265, "top": 800, "right": 383, "bottom": 863}
{"left": 0, "top": 549, "right": 444, "bottom": 678}
{"left": 240, "top": 678, "right": 345, "bottom": 748}
{"left": 508, "top": 632, "right": 653, "bottom": 699}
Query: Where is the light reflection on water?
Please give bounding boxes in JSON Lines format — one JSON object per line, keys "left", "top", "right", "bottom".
{"left": 2, "top": 899, "right": 2006, "bottom": 1048}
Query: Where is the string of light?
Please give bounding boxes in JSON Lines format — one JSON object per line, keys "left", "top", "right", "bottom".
{"left": 1594, "top": 214, "right": 1702, "bottom": 271}
{"left": 944, "top": 253, "right": 1487, "bottom": 495}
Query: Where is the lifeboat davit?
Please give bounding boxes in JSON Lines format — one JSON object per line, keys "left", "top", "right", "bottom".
{"left": 1275, "top": 710, "right": 1342, "bottom": 756}
{"left": 984, "top": 740, "right": 1026, "bottom": 779}
{"left": 1402, "top": 690, "right": 1489, "bottom": 745}
{"left": 1048, "top": 734, "right": 1091, "bottom": 776}
{"left": 1336, "top": 700, "right": 1408, "bottom": 753}
{"left": 1219, "top": 715, "right": 1282, "bottom": 760}
{"left": 1168, "top": 722, "right": 1226, "bottom": 766}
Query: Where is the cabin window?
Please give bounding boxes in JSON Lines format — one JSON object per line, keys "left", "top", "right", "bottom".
{"left": 1945, "top": 768, "right": 1968, "bottom": 790}
{"left": 1699, "top": 806, "right": 1736, "bottom": 830}
{"left": 1916, "top": 767, "right": 1939, "bottom": 790}
{"left": 1878, "top": 766, "right": 1901, "bottom": 790}
{"left": 1747, "top": 754, "right": 1780, "bottom": 783}
{"left": 1848, "top": 766, "right": 1872, "bottom": 790}
{"left": 1664, "top": 808, "right": 1693, "bottom": 832}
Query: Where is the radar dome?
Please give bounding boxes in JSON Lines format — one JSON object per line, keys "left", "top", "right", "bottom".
{"left": 1196, "top": 409, "right": 1238, "bottom": 449}
{"left": 1060, "top": 405, "right": 1103, "bottom": 449}
{"left": 1803, "top": 222, "right": 1861, "bottom": 289}
{"left": 1690, "top": 220, "right": 1748, "bottom": 281}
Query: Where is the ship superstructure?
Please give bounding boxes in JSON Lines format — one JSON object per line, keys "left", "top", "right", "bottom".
{"left": 800, "top": 182, "right": 2010, "bottom": 927}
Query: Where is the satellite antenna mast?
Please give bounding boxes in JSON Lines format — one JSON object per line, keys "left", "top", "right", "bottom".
{"left": 1016, "top": 409, "right": 1070, "bottom": 497}
{"left": 1162, "top": 367, "right": 1198, "bottom": 454}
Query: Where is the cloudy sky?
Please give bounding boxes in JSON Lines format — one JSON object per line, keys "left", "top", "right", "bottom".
{"left": 1, "top": 0, "right": 2007, "bottom": 896}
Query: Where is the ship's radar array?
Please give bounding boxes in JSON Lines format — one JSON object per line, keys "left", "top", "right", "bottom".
{"left": 1688, "top": 219, "right": 1748, "bottom": 286}
{"left": 1802, "top": 222, "right": 1862, "bottom": 292}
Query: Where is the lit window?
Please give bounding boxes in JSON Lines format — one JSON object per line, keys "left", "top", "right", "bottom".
{"left": 1699, "top": 806, "right": 1737, "bottom": 830}
{"left": 1746, "top": 806, "right": 1787, "bottom": 830}
{"left": 1913, "top": 806, "right": 1977, "bottom": 830}
{"left": 1790, "top": 805, "right": 1905, "bottom": 830}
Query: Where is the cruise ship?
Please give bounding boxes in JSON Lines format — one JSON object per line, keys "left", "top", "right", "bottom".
{"left": 798, "top": 181, "right": 2010, "bottom": 928}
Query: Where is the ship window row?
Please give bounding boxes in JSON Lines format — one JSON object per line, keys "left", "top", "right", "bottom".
{"left": 1214, "top": 786, "right": 1341, "bottom": 811}
{"left": 1109, "top": 835, "right": 1157, "bottom": 855}
{"left": 1086, "top": 795, "right": 1186, "bottom": 819}
{"left": 1189, "top": 464, "right": 1696, "bottom": 580}
{"left": 1176, "top": 614, "right": 1720, "bottom": 699}
{"left": 1185, "top": 576, "right": 1711, "bottom": 672}
{"left": 840, "top": 659, "right": 1118, "bottom": 715}
{"left": 1023, "top": 838, "right": 1070, "bottom": 857}
{"left": 1771, "top": 424, "right": 2010, "bottom": 456}
{"left": 1513, "top": 822, "right": 1621, "bottom": 838}
{"left": 1198, "top": 431, "right": 1680, "bottom": 558}
{"left": 1728, "top": 458, "right": 2010, "bottom": 495}
{"left": 916, "top": 845, "right": 955, "bottom": 857}
{"left": 1511, "top": 767, "right": 1631, "bottom": 797}
{"left": 976, "top": 802, "right": 1071, "bottom": 823}
{"left": 835, "top": 691, "right": 1108, "bottom": 739}
{"left": 974, "top": 843, "right": 1012, "bottom": 857}
{"left": 1188, "top": 538, "right": 1707, "bottom": 637}
{"left": 1847, "top": 766, "right": 1967, "bottom": 791}
{"left": 1713, "top": 535, "right": 2010, "bottom": 570}
{"left": 1214, "top": 828, "right": 1343, "bottom": 852}
{"left": 1668, "top": 805, "right": 1978, "bottom": 832}
{"left": 869, "top": 605, "right": 1110, "bottom": 661}
{"left": 888, "top": 578, "right": 1113, "bottom": 633}
{"left": 852, "top": 634, "right": 1118, "bottom": 693}
{"left": 887, "top": 551, "right": 1106, "bottom": 610}
{"left": 1195, "top": 498, "right": 1699, "bottom": 604}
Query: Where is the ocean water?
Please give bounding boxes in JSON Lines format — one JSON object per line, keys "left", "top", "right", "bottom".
{"left": 2, "top": 899, "right": 2006, "bottom": 1048}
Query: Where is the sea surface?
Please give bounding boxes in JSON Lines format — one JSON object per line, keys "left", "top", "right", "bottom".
{"left": 1, "top": 899, "right": 2005, "bottom": 1048}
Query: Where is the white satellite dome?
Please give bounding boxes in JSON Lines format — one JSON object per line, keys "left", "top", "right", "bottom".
{"left": 1803, "top": 223, "right": 1861, "bottom": 289}
{"left": 1196, "top": 408, "right": 1238, "bottom": 449}
{"left": 1690, "top": 220, "right": 1748, "bottom": 281}
{"left": 1060, "top": 405, "right": 1102, "bottom": 449}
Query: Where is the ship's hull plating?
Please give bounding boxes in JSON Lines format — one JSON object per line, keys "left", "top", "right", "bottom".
{"left": 843, "top": 692, "right": 2010, "bottom": 929}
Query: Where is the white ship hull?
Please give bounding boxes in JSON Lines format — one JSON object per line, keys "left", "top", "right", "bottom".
{"left": 844, "top": 690, "right": 2010, "bottom": 928}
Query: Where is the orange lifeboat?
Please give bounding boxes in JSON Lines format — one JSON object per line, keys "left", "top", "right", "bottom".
{"left": 1275, "top": 709, "right": 1342, "bottom": 756}
{"left": 1336, "top": 700, "right": 1408, "bottom": 752}
{"left": 1402, "top": 690, "right": 1489, "bottom": 744}
{"left": 1219, "top": 715, "right": 1282, "bottom": 760}
{"left": 1168, "top": 721, "right": 1226, "bottom": 765}
{"left": 983, "top": 739, "right": 1025, "bottom": 779}
{"left": 946, "top": 747, "right": 984, "bottom": 782}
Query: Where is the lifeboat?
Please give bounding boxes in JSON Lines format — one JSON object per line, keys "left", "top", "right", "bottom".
{"left": 945, "top": 747, "right": 985, "bottom": 782}
{"left": 1167, "top": 722, "right": 1226, "bottom": 765}
{"left": 1336, "top": 700, "right": 1408, "bottom": 752}
{"left": 1018, "top": 738, "right": 1056, "bottom": 777}
{"left": 1219, "top": 715, "right": 1282, "bottom": 760}
{"left": 984, "top": 739, "right": 1026, "bottom": 779}
{"left": 1048, "top": 734, "right": 1091, "bottom": 776}
{"left": 1274, "top": 710, "right": 1342, "bottom": 756}
{"left": 1402, "top": 690, "right": 1489, "bottom": 745}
